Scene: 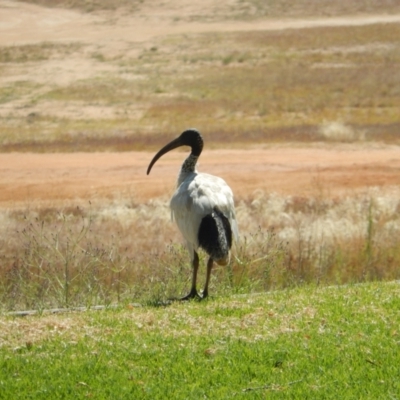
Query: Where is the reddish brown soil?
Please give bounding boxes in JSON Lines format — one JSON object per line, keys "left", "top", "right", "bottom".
{"left": 1, "top": 145, "right": 399, "bottom": 209}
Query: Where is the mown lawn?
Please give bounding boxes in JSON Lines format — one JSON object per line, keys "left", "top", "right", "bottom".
{"left": 1, "top": 281, "right": 399, "bottom": 399}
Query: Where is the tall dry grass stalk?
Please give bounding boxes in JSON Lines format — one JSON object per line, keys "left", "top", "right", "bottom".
{"left": 1, "top": 187, "right": 400, "bottom": 311}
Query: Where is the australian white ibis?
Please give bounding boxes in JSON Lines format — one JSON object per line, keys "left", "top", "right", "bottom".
{"left": 147, "top": 129, "right": 239, "bottom": 300}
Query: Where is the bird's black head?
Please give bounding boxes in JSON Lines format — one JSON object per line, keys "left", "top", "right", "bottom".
{"left": 147, "top": 129, "right": 204, "bottom": 175}
{"left": 177, "top": 129, "right": 204, "bottom": 156}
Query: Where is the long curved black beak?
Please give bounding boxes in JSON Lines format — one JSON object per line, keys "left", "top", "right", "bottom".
{"left": 147, "top": 136, "right": 183, "bottom": 175}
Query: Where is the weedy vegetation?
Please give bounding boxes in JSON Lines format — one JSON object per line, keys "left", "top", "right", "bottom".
{"left": 1, "top": 187, "right": 399, "bottom": 311}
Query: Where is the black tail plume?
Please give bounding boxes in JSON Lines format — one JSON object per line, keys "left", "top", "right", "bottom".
{"left": 198, "top": 207, "right": 232, "bottom": 264}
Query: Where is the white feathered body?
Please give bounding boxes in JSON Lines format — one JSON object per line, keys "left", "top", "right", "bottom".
{"left": 170, "top": 170, "right": 239, "bottom": 261}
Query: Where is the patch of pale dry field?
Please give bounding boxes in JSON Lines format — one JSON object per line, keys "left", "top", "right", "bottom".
{"left": 1, "top": 0, "right": 400, "bottom": 121}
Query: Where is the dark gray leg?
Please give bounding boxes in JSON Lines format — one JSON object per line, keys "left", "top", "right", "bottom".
{"left": 180, "top": 251, "right": 201, "bottom": 300}
{"left": 202, "top": 257, "right": 214, "bottom": 299}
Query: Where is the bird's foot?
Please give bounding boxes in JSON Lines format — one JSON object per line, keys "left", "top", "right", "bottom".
{"left": 167, "top": 288, "right": 201, "bottom": 302}
{"left": 180, "top": 289, "right": 202, "bottom": 301}
{"left": 201, "top": 290, "right": 209, "bottom": 300}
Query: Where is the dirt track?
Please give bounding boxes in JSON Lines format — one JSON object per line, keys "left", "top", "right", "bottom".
{"left": 1, "top": 145, "right": 399, "bottom": 209}
{"left": 2, "top": 1, "right": 400, "bottom": 47}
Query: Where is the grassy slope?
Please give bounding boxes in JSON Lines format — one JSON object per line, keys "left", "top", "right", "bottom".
{"left": 1, "top": 281, "right": 399, "bottom": 399}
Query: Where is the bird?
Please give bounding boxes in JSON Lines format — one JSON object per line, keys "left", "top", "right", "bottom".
{"left": 147, "top": 128, "right": 239, "bottom": 300}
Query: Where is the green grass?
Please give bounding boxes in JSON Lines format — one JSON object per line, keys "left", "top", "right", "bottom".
{"left": 0, "top": 281, "right": 399, "bottom": 399}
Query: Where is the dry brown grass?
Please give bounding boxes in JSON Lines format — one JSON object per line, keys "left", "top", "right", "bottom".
{"left": 0, "top": 42, "right": 81, "bottom": 64}
{"left": 145, "top": 23, "right": 400, "bottom": 135}
{"left": 1, "top": 22, "right": 400, "bottom": 151}
{"left": 16, "top": 0, "right": 400, "bottom": 17}
{"left": 237, "top": 0, "right": 400, "bottom": 18}
{"left": 15, "top": 0, "right": 143, "bottom": 13}
{"left": 1, "top": 188, "right": 399, "bottom": 311}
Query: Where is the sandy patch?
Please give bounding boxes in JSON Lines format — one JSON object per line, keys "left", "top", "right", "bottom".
{"left": 2, "top": 1, "right": 400, "bottom": 47}
{"left": 1, "top": 144, "right": 399, "bottom": 209}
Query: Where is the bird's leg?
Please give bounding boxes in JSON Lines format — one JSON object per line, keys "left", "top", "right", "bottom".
{"left": 202, "top": 257, "right": 214, "bottom": 299}
{"left": 180, "top": 251, "right": 201, "bottom": 300}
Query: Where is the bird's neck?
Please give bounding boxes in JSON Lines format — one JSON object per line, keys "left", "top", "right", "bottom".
{"left": 177, "top": 154, "right": 198, "bottom": 185}
{"left": 181, "top": 154, "right": 198, "bottom": 173}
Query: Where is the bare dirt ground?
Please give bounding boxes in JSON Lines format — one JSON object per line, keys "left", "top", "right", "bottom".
{"left": 1, "top": 0, "right": 400, "bottom": 209}
{"left": 1, "top": 144, "right": 400, "bottom": 209}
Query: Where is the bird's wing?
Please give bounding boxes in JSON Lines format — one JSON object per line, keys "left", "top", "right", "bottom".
{"left": 197, "top": 173, "right": 239, "bottom": 243}
{"left": 170, "top": 173, "right": 238, "bottom": 254}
